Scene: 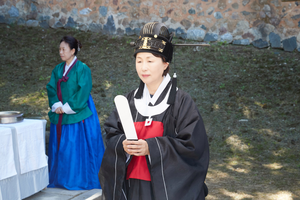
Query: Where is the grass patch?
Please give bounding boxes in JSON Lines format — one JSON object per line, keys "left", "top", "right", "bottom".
{"left": 0, "top": 24, "right": 299, "bottom": 199}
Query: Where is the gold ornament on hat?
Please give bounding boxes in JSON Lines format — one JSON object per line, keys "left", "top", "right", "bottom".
{"left": 139, "top": 37, "right": 151, "bottom": 50}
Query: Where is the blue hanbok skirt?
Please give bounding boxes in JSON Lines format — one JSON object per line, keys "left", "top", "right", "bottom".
{"left": 48, "top": 95, "right": 105, "bottom": 190}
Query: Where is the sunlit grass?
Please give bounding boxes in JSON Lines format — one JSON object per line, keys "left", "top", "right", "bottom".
{"left": 242, "top": 105, "right": 251, "bottom": 118}
{"left": 221, "top": 189, "right": 254, "bottom": 200}
{"left": 206, "top": 168, "right": 231, "bottom": 180}
{"left": 226, "top": 135, "right": 250, "bottom": 152}
{"left": 1, "top": 24, "right": 299, "bottom": 200}
{"left": 9, "top": 91, "right": 48, "bottom": 107}
{"left": 257, "top": 191, "right": 293, "bottom": 200}
{"left": 263, "top": 163, "right": 283, "bottom": 170}
{"left": 258, "top": 128, "right": 281, "bottom": 137}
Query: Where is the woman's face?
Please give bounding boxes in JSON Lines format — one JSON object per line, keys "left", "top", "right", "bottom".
{"left": 136, "top": 52, "right": 168, "bottom": 89}
{"left": 59, "top": 41, "right": 75, "bottom": 62}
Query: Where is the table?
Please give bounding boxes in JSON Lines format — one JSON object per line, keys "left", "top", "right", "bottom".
{"left": 0, "top": 119, "right": 49, "bottom": 200}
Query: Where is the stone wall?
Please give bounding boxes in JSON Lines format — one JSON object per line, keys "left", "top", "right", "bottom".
{"left": 0, "top": 0, "right": 300, "bottom": 51}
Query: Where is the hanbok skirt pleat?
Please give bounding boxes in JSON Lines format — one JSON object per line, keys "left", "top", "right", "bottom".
{"left": 48, "top": 95, "right": 105, "bottom": 190}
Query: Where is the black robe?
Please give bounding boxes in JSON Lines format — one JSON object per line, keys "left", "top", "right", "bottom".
{"left": 99, "top": 78, "right": 209, "bottom": 200}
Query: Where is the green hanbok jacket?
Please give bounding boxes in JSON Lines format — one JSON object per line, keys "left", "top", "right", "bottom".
{"left": 47, "top": 60, "right": 92, "bottom": 125}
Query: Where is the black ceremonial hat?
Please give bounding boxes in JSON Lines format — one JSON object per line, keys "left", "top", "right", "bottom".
{"left": 133, "top": 22, "right": 174, "bottom": 62}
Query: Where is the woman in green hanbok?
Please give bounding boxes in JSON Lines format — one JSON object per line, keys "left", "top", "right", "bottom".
{"left": 47, "top": 36, "right": 105, "bottom": 190}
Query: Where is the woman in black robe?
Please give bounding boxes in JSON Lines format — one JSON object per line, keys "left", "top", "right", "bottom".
{"left": 99, "top": 22, "right": 209, "bottom": 200}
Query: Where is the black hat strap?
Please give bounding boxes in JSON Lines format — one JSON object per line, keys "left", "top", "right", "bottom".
{"left": 167, "top": 45, "right": 177, "bottom": 105}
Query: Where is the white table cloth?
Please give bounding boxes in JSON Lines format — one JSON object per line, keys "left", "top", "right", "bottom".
{"left": 0, "top": 127, "right": 17, "bottom": 180}
{"left": 0, "top": 127, "right": 20, "bottom": 200}
{"left": 0, "top": 119, "right": 49, "bottom": 200}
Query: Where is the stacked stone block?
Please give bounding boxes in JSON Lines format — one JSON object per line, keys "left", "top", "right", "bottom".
{"left": 0, "top": 0, "right": 299, "bottom": 52}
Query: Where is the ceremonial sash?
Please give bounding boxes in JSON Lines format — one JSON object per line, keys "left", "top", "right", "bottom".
{"left": 56, "top": 59, "right": 77, "bottom": 150}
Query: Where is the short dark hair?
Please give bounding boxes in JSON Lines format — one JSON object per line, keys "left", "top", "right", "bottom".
{"left": 60, "top": 36, "right": 82, "bottom": 55}
{"left": 152, "top": 53, "right": 170, "bottom": 76}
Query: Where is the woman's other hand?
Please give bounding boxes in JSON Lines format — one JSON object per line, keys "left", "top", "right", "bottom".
{"left": 123, "top": 139, "right": 149, "bottom": 156}
{"left": 55, "top": 107, "right": 64, "bottom": 114}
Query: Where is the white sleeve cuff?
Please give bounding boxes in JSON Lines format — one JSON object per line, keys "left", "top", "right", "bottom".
{"left": 62, "top": 103, "right": 76, "bottom": 114}
{"left": 51, "top": 102, "right": 63, "bottom": 112}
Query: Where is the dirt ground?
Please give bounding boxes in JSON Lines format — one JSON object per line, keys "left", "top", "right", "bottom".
{"left": 0, "top": 24, "right": 299, "bottom": 199}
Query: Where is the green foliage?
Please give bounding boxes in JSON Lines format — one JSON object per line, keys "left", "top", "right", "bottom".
{"left": 217, "top": 41, "right": 228, "bottom": 46}
{"left": 219, "top": 83, "right": 226, "bottom": 89}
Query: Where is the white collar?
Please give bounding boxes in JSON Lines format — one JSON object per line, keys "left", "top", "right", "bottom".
{"left": 143, "top": 74, "right": 171, "bottom": 106}
{"left": 134, "top": 74, "right": 171, "bottom": 118}
{"left": 64, "top": 56, "right": 77, "bottom": 76}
